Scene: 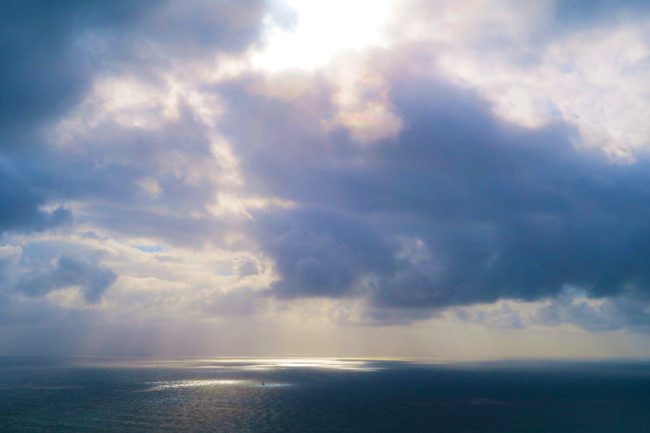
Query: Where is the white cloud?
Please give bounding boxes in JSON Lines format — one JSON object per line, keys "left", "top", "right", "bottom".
{"left": 387, "top": 0, "right": 650, "bottom": 160}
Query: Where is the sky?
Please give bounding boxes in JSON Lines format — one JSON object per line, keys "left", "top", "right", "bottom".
{"left": 2, "top": 0, "right": 650, "bottom": 359}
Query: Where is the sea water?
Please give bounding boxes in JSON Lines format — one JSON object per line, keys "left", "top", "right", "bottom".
{"left": 1, "top": 357, "right": 649, "bottom": 432}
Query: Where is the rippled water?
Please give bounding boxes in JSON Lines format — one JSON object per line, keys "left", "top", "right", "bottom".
{"left": 1, "top": 357, "right": 650, "bottom": 432}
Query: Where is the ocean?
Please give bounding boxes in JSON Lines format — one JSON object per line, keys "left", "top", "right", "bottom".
{"left": 1, "top": 357, "right": 649, "bottom": 432}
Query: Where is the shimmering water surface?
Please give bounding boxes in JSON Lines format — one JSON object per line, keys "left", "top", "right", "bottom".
{"left": 1, "top": 357, "right": 650, "bottom": 432}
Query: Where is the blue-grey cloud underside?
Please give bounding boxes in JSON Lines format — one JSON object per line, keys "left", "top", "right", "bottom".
{"left": 221, "top": 66, "right": 650, "bottom": 317}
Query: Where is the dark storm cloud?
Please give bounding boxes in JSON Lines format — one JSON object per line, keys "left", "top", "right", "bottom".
{"left": 0, "top": 0, "right": 268, "bottom": 237}
{"left": 0, "top": 0, "right": 266, "bottom": 140}
{"left": 0, "top": 0, "right": 154, "bottom": 140}
{"left": 0, "top": 160, "right": 72, "bottom": 233}
{"left": 220, "top": 60, "right": 650, "bottom": 320}
{"left": 0, "top": 0, "right": 157, "bottom": 233}
{"left": 254, "top": 207, "right": 397, "bottom": 297}
{"left": 15, "top": 255, "right": 117, "bottom": 303}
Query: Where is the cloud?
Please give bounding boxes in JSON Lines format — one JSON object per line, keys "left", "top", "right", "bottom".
{"left": 0, "top": 1, "right": 156, "bottom": 233}
{"left": 0, "top": 1, "right": 154, "bottom": 141}
{"left": 48, "top": 109, "right": 243, "bottom": 247}
{"left": 254, "top": 207, "right": 397, "bottom": 297}
{"left": 2, "top": 0, "right": 650, "bottom": 349}
{"left": 0, "top": 0, "right": 270, "bottom": 236}
{"left": 0, "top": 0, "right": 270, "bottom": 334}
{"left": 0, "top": 160, "right": 72, "bottom": 233}
{"left": 534, "top": 288, "right": 650, "bottom": 332}
{"left": 16, "top": 255, "right": 117, "bottom": 303}
{"left": 218, "top": 51, "right": 650, "bottom": 323}
{"left": 234, "top": 255, "right": 262, "bottom": 278}
{"left": 389, "top": 0, "right": 650, "bottom": 159}
{"left": 0, "top": 0, "right": 266, "bottom": 137}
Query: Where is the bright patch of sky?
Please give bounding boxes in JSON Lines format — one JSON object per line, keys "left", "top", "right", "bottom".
{"left": 253, "top": 0, "right": 394, "bottom": 71}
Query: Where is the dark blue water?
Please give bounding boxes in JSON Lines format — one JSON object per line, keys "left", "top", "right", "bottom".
{"left": 1, "top": 357, "right": 649, "bottom": 432}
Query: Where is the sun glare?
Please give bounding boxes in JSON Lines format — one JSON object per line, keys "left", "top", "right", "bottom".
{"left": 253, "top": 0, "right": 394, "bottom": 71}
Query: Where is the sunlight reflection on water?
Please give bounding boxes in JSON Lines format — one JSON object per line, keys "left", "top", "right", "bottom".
{"left": 147, "top": 379, "right": 292, "bottom": 390}
{"left": 147, "top": 379, "right": 250, "bottom": 390}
